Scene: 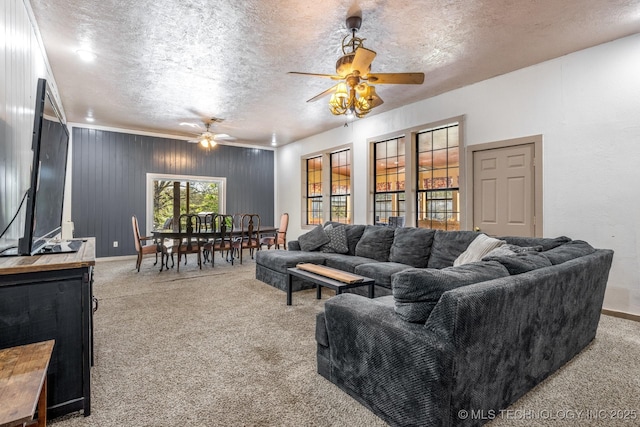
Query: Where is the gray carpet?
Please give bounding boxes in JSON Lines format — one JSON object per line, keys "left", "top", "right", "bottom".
{"left": 51, "top": 255, "right": 640, "bottom": 426}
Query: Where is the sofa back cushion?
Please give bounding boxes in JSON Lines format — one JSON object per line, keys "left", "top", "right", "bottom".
{"left": 427, "top": 230, "right": 480, "bottom": 269}
{"left": 388, "top": 227, "right": 436, "bottom": 268}
{"left": 343, "top": 225, "right": 366, "bottom": 255}
{"left": 483, "top": 250, "right": 552, "bottom": 275}
{"left": 393, "top": 261, "right": 510, "bottom": 323}
{"left": 355, "top": 225, "right": 396, "bottom": 262}
{"left": 542, "top": 240, "right": 596, "bottom": 265}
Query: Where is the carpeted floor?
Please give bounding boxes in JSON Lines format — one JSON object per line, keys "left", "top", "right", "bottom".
{"left": 51, "top": 255, "right": 640, "bottom": 426}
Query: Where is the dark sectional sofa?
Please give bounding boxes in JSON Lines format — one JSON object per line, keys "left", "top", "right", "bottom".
{"left": 255, "top": 223, "right": 614, "bottom": 426}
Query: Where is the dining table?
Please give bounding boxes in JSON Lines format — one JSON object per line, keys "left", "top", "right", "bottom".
{"left": 152, "top": 226, "right": 278, "bottom": 271}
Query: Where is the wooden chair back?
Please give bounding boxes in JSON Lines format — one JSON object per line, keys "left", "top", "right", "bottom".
{"left": 277, "top": 213, "right": 289, "bottom": 247}
{"left": 131, "top": 215, "right": 142, "bottom": 252}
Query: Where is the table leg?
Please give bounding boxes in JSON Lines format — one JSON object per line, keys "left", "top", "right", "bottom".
{"left": 37, "top": 376, "right": 47, "bottom": 427}
{"left": 287, "top": 274, "right": 293, "bottom": 306}
{"left": 316, "top": 284, "right": 322, "bottom": 299}
{"left": 368, "top": 283, "right": 374, "bottom": 299}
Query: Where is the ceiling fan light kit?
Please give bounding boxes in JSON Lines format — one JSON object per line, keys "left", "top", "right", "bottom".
{"left": 290, "top": 15, "right": 424, "bottom": 119}
{"left": 186, "top": 118, "right": 236, "bottom": 148}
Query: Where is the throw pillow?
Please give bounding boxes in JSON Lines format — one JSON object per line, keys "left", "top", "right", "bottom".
{"left": 393, "top": 261, "right": 510, "bottom": 323}
{"left": 297, "top": 225, "right": 330, "bottom": 252}
{"left": 320, "top": 225, "right": 349, "bottom": 254}
{"left": 354, "top": 226, "right": 396, "bottom": 262}
{"left": 453, "top": 234, "right": 506, "bottom": 266}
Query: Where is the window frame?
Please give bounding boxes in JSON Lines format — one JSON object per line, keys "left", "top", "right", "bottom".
{"left": 372, "top": 137, "right": 406, "bottom": 225}
{"left": 416, "top": 123, "right": 461, "bottom": 231}
{"left": 145, "top": 173, "right": 226, "bottom": 235}
{"left": 301, "top": 144, "right": 353, "bottom": 229}
{"left": 329, "top": 148, "right": 352, "bottom": 224}
{"left": 305, "top": 156, "right": 323, "bottom": 225}
{"left": 367, "top": 115, "right": 465, "bottom": 228}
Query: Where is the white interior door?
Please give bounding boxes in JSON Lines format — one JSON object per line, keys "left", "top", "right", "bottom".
{"left": 473, "top": 143, "right": 536, "bottom": 237}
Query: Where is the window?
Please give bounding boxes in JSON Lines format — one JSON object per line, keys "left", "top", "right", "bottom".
{"left": 330, "top": 149, "right": 351, "bottom": 223}
{"left": 306, "top": 156, "right": 323, "bottom": 225}
{"left": 147, "top": 174, "right": 225, "bottom": 230}
{"left": 373, "top": 137, "right": 405, "bottom": 225}
{"left": 416, "top": 124, "right": 460, "bottom": 230}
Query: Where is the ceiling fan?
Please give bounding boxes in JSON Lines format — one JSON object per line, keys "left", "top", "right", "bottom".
{"left": 182, "top": 118, "right": 237, "bottom": 148}
{"left": 289, "top": 15, "right": 424, "bottom": 118}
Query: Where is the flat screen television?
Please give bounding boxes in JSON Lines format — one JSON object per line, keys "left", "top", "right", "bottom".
{"left": 17, "top": 78, "right": 71, "bottom": 256}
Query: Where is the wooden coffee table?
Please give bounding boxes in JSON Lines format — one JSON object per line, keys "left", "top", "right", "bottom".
{"left": 0, "top": 340, "right": 55, "bottom": 427}
{"left": 286, "top": 264, "right": 375, "bottom": 305}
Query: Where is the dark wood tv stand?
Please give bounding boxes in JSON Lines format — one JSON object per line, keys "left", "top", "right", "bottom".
{"left": 0, "top": 238, "right": 95, "bottom": 419}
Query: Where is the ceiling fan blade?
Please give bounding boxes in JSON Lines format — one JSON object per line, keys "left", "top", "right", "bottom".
{"left": 213, "top": 134, "right": 237, "bottom": 142}
{"left": 366, "top": 73, "right": 425, "bottom": 84}
{"left": 370, "top": 93, "right": 384, "bottom": 108}
{"left": 288, "top": 72, "right": 342, "bottom": 80}
{"left": 306, "top": 84, "right": 339, "bottom": 103}
{"left": 352, "top": 47, "right": 376, "bottom": 76}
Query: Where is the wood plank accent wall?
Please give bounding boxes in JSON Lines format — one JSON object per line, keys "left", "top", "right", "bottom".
{"left": 71, "top": 127, "right": 274, "bottom": 257}
{"left": 0, "top": 0, "right": 52, "bottom": 250}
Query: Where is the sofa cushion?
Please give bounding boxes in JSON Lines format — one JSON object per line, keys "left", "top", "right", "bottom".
{"left": 483, "top": 250, "right": 552, "bottom": 275}
{"left": 255, "top": 250, "right": 327, "bottom": 274}
{"left": 427, "top": 230, "right": 480, "bottom": 269}
{"left": 453, "top": 234, "right": 506, "bottom": 266}
{"left": 542, "top": 240, "right": 596, "bottom": 265}
{"left": 502, "top": 235, "right": 571, "bottom": 251}
{"left": 388, "top": 227, "right": 436, "bottom": 268}
{"left": 354, "top": 262, "right": 414, "bottom": 288}
{"left": 322, "top": 253, "right": 378, "bottom": 273}
{"left": 355, "top": 226, "right": 396, "bottom": 262}
{"left": 393, "top": 261, "right": 510, "bottom": 323}
{"left": 298, "top": 225, "right": 330, "bottom": 251}
{"left": 320, "top": 225, "right": 349, "bottom": 254}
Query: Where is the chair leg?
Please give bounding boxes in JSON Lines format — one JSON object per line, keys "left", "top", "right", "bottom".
{"left": 154, "top": 251, "right": 158, "bottom": 266}
{"left": 136, "top": 253, "right": 142, "bottom": 272}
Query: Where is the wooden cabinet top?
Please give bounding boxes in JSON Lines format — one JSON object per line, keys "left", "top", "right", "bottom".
{"left": 0, "top": 238, "right": 95, "bottom": 276}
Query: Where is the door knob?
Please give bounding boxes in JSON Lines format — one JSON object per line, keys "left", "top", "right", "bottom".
{"left": 474, "top": 227, "right": 481, "bottom": 232}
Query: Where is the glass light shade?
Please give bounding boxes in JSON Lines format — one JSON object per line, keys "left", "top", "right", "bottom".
{"left": 335, "top": 82, "right": 348, "bottom": 99}
{"left": 200, "top": 138, "right": 208, "bottom": 148}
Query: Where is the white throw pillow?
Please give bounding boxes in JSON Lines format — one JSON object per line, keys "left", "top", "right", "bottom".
{"left": 454, "top": 234, "right": 506, "bottom": 266}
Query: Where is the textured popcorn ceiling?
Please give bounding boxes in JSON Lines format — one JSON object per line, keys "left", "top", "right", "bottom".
{"left": 30, "top": 0, "right": 640, "bottom": 147}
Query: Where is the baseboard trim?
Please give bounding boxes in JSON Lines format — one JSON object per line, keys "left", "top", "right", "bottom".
{"left": 602, "top": 309, "right": 640, "bottom": 323}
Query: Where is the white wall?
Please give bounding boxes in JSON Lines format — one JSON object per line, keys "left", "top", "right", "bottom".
{"left": 277, "top": 34, "right": 640, "bottom": 316}
{"left": 0, "top": 0, "right": 64, "bottom": 249}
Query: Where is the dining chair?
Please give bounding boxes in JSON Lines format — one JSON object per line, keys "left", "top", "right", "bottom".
{"left": 131, "top": 215, "right": 173, "bottom": 272}
{"left": 232, "top": 213, "right": 261, "bottom": 264}
{"left": 204, "top": 214, "right": 235, "bottom": 266}
{"left": 201, "top": 213, "right": 216, "bottom": 263}
{"left": 176, "top": 213, "right": 204, "bottom": 272}
{"left": 260, "top": 212, "right": 289, "bottom": 250}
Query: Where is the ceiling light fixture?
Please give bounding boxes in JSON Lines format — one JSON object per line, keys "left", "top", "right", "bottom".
{"left": 290, "top": 15, "right": 423, "bottom": 119}
{"left": 199, "top": 132, "right": 217, "bottom": 148}
{"left": 76, "top": 49, "right": 97, "bottom": 62}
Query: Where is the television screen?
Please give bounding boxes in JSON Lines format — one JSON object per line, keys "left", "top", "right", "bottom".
{"left": 17, "top": 78, "right": 70, "bottom": 256}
